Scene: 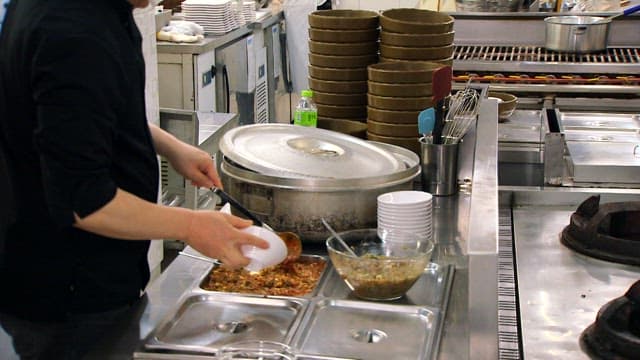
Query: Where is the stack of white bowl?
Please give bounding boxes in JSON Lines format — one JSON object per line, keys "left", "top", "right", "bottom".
{"left": 377, "top": 190, "right": 433, "bottom": 242}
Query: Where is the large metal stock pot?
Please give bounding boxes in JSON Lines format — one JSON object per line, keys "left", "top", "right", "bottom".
{"left": 544, "top": 16, "right": 610, "bottom": 53}
{"left": 219, "top": 124, "right": 420, "bottom": 243}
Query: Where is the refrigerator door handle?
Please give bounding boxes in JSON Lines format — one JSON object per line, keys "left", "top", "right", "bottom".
{"left": 210, "top": 65, "right": 216, "bottom": 108}
{"left": 279, "top": 26, "right": 292, "bottom": 94}
{"left": 222, "top": 64, "right": 230, "bottom": 112}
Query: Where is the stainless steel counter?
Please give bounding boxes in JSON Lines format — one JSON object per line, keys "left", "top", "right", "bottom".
{"left": 0, "top": 98, "right": 502, "bottom": 358}
{"left": 500, "top": 187, "right": 640, "bottom": 359}
{"left": 68, "top": 99, "right": 501, "bottom": 359}
{"left": 0, "top": 104, "right": 501, "bottom": 359}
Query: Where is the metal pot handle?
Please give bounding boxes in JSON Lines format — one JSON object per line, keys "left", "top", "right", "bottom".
{"left": 573, "top": 25, "right": 588, "bottom": 35}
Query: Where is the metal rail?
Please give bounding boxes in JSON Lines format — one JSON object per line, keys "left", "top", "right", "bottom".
{"left": 452, "top": 43, "right": 640, "bottom": 75}
{"left": 454, "top": 45, "right": 640, "bottom": 64}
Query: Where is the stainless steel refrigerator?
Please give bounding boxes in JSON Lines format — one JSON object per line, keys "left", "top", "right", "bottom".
{"left": 266, "top": 18, "right": 293, "bottom": 124}
{"left": 215, "top": 33, "right": 266, "bottom": 126}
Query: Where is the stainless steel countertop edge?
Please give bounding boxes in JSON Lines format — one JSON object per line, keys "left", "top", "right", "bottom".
{"left": 466, "top": 98, "right": 500, "bottom": 359}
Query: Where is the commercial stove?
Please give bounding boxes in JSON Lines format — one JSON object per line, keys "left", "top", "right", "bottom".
{"left": 496, "top": 189, "right": 640, "bottom": 360}
{"left": 453, "top": 12, "right": 640, "bottom": 360}
{"left": 452, "top": 13, "right": 640, "bottom": 187}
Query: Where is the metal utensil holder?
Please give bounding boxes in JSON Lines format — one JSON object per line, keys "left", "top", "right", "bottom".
{"left": 420, "top": 137, "right": 459, "bottom": 196}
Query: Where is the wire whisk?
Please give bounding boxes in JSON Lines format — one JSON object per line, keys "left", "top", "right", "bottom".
{"left": 441, "top": 87, "right": 480, "bottom": 144}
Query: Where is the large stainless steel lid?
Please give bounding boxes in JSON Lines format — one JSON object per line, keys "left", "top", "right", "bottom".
{"left": 219, "top": 124, "right": 405, "bottom": 179}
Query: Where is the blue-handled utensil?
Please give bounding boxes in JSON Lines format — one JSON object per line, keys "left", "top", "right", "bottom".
{"left": 418, "top": 107, "right": 436, "bottom": 143}
{"left": 595, "top": 3, "right": 640, "bottom": 23}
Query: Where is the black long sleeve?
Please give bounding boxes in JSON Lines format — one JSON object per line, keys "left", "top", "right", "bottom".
{"left": 0, "top": 0, "right": 159, "bottom": 320}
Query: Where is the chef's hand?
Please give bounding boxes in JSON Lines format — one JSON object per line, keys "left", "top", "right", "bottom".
{"left": 167, "top": 142, "right": 223, "bottom": 189}
{"left": 148, "top": 124, "right": 223, "bottom": 189}
{"left": 185, "top": 210, "right": 269, "bottom": 269}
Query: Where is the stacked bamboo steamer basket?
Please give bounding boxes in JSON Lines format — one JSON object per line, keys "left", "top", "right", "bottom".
{"left": 366, "top": 61, "right": 443, "bottom": 154}
{"left": 363, "top": 8, "right": 455, "bottom": 154}
{"left": 378, "top": 8, "right": 455, "bottom": 66}
{"left": 307, "top": 10, "right": 380, "bottom": 139}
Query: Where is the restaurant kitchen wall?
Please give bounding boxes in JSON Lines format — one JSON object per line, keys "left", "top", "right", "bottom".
{"left": 332, "top": 0, "right": 457, "bottom": 11}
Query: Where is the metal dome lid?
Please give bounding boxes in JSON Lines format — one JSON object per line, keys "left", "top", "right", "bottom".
{"left": 219, "top": 124, "right": 406, "bottom": 179}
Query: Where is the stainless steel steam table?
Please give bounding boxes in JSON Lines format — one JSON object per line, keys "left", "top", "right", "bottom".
{"left": 82, "top": 99, "right": 503, "bottom": 359}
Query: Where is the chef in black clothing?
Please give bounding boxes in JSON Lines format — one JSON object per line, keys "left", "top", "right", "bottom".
{"left": 0, "top": 0, "right": 269, "bottom": 358}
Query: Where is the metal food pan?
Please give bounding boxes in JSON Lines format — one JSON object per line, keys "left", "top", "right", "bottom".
{"left": 144, "top": 293, "right": 308, "bottom": 354}
{"left": 291, "top": 298, "right": 442, "bottom": 360}
{"left": 559, "top": 112, "right": 640, "bottom": 132}
{"left": 317, "top": 262, "right": 454, "bottom": 309}
{"left": 563, "top": 130, "right": 640, "bottom": 143}
{"left": 195, "top": 254, "right": 331, "bottom": 298}
{"left": 566, "top": 141, "right": 640, "bottom": 184}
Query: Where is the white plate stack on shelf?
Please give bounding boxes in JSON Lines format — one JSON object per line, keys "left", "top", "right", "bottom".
{"left": 240, "top": 1, "right": 256, "bottom": 23}
{"left": 182, "top": 0, "right": 240, "bottom": 35}
{"left": 377, "top": 190, "right": 433, "bottom": 242}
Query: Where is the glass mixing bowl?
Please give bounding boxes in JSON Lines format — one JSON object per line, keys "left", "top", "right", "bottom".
{"left": 218, "top": 340, "right": 294, "bottom": 360}
{"left": 326, "top": 228, "right": 434, "bottom": 301}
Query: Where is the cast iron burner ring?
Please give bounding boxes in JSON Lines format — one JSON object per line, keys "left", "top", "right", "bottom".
{"left": 560, "top": 195, "right": 640, "bottom": 266}
{"left": 581, "top": 280, "right": 640, "bottom": 359}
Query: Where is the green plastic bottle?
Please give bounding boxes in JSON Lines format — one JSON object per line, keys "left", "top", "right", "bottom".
{"left": 293, "top": 90, "right": 317, "bottom": 127}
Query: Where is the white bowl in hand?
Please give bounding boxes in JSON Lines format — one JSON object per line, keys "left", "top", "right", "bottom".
{"left": 241, "top": 225, "right": 287, "bottom": 272}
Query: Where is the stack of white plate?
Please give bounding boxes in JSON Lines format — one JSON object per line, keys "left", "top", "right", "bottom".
{"left": 240, "top": 1, "right": 256, "bottom": 24}
{"left": 377, "top": 190, "right": 433, "bottom": 242}
{"left": 182, "top": 0, "right": 240, "bottom": 35}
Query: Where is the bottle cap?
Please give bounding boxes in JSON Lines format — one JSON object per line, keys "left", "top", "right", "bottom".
{"left": 301, "top": 89, "right": 313, "bottom": 98}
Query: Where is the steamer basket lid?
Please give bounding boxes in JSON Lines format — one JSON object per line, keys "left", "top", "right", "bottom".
{"left": 219, "top": 124, "right": 405, "bottom": 179}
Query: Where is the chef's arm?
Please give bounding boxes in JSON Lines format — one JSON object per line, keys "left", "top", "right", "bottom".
{"left": 73, "top": 188, "right": 267, "bottom": 267}
{"left": 74, "top": 188, "right": 193, "bottom": 240}
{"left": 148, "top": 123, "right": 223, "bottom": 189}
{"left": 148, "top": 123, "right": 182, "bottom": 159}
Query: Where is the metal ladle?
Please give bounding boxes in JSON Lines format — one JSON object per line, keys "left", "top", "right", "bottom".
{"left": 594, "top": 4, "right": 640, "bottom": 24}
{"left": 321, "top": 218, "right": 358, "bottom": 257}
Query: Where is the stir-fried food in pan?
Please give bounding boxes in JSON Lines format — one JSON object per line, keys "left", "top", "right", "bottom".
{"left": 203, "top": 257, "right": 326, "bottom": 297}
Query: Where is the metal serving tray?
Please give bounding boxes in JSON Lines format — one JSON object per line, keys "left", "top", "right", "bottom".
{"left": 559, "top": 112, "right": 640, "bottom": 132}
{"left": 564, "top": 130, "right": 640, "bottom": 143}
{"left": 566, "top": 141, "right": 640, "bottom": 184}
{"left": 196, "top": 254, "right": 330, "bottom": 298}
{"left": 291, "top": 298, "right": 442, "bottom": 360}
{"left": 498, "top": 110, "right": 545, "bottom": 144}
{"left": 317, "top": 262, "right": 454, "bottom": 309}
{"left": 144, "top": 293, "right": 307, "bottom": 354}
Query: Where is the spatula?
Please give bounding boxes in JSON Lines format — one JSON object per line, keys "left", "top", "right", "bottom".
{"left": 418, "top": 107, "right": 436, "bottom": 143}
{"left": 430, "top": 66, "right": 453, "bottom": 144}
